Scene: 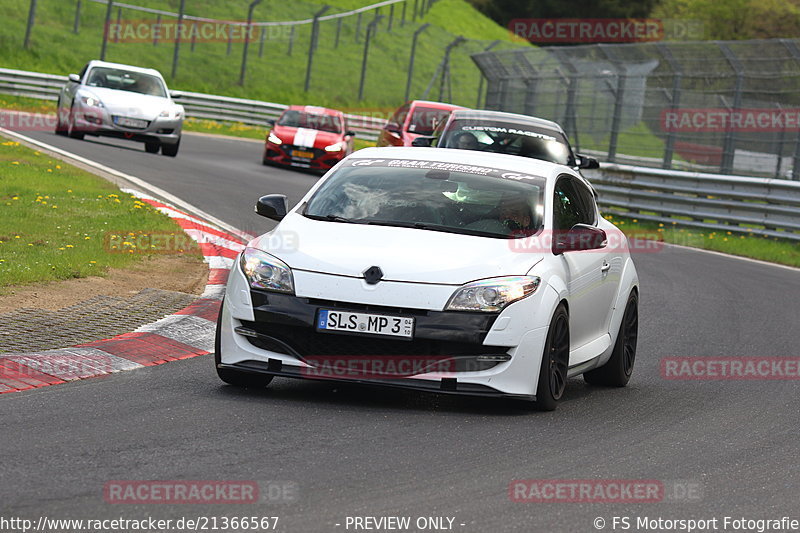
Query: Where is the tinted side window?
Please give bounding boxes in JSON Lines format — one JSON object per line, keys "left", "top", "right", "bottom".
{"left": 389, "top": 104, "right": 410, "bottom": 129}
{"left": 553, "top": 177, "right": 593, "bottom": 231}
{"left": 573, "top": 181, "right": 597, "bottom": 225}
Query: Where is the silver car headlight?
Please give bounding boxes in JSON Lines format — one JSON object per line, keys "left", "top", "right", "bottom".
{"left": 445, "top": 276, "right": 540, "bottom": 312}
{"left": 80, "top": 96, "right": 104, "bottom": 107}
{"left": 240, "top": 247, "right": 294, "bottom": 294}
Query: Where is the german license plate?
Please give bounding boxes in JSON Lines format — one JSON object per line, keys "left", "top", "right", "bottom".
{"left": 115, "top": 116, "right": 148, "bottom": 128}
{"left": 317, "top": 310, "right": 414, "bottom": 339}
{"left": 292, "top": 150, "right": 314, "bottom": 159}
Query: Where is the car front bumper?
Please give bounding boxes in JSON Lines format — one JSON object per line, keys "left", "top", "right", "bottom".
{"left": 263, "top": 141, "right": 346, "bottom": 171}
{"left": 73, "top": 105, "right": 182, "bottom": 145}
{"left": 218, "top": 259, "right": 558, "bottom": 399}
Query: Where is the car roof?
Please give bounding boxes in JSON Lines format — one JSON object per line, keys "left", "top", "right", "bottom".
{"left": 448, "top": 109, "right": 566, "bottom": 134}
{"left": 348, "top": 146, "right": 575, "bottom": 181}
{"left": 85, "top": 60, "right": 164, "bottom": 78}
{"left": 408, "top": 100, "right": 465, "bottom": 111}
{"left": 286, "top": 105, "right": 343, "bottom": 117}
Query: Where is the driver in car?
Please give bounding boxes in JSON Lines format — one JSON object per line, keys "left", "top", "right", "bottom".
{"left": 453, "top": 131, "right": 480, "bottom": 150}
{"left": 498, "top": 196, "right": 533, "bottom": 233}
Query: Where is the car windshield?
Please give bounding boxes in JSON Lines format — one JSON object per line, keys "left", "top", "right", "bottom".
{"left": 407, "top": 107, "right": 454, "bottom": 135}
{"left": 441, "top": 119, "right": 574, "bottom": 166}
{"left": 85, "top": 67, "right": 167, "bottom": 98}
{"left": 278, "top": 110, "right": 343, "bottom": 133}
{"left": 303, "top": 158, "right": 545, "bottom": 239}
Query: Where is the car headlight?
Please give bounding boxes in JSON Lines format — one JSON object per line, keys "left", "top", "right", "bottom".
{"left": 324, "top": 141, "right": 345, "bottom": 152}
{"left": 445, "top": 276, "right": 540, "bottom": 312}
{"left": 80, "top": 96, "right": 103, "bottom": 107}
{"left": 159, "top": 108, "right": 182, "bottom": 119}
{"left": 240, "top": 247, "right": 294, "bottom": 294}
{"left": 268, "top": 132, "right": 283, "bottom": 145}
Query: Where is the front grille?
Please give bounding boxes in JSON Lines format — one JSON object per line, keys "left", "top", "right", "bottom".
{"left": 240, "top": 320, "right": 507, "bottom": 362}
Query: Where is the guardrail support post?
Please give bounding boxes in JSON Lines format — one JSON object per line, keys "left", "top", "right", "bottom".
{"left": 73, "top": 0, "right": 82, "bottom": 35}
{"left": 239, "top": 0, "right": 263, "bottom": 86}
{"left": 404, "top": 23, "right": 430, "bottom": 102}
{"left": 100, "top": 0, "right": 114, "bottom": 60}
{"left": 24, "top": 0, "right": 37, "bottom": 49}
{"left": 171, "top": 0, "right": 186, "bottom": 78}
{"left": 304, "top": 6, "right": 330, "bottom": 93}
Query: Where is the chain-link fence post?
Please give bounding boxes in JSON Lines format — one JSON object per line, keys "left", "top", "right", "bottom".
{"left": 656, "top": 44, "right": 682, "bottom": 170}
{"left": 239, "top": 0, "right": 263, "bottom": 86}
{"left": 287, "top": 26, "right": 295, "bottom": 56}
{"left": 114, "top": 7, "right": 122, "bottom": 43}
{"left": 100, "top": 0, "right": 114, "bottom": 60}
{"left": 358, "top": 15, "right": 383, "bottom": 101}
{"left": 388, "top": 4, "right": 394, "bottom": 32}
{"left": 475, "top": 41, "right": 499, "bottom": 108}
{"left": 599, "top": 45, "right": 627, "bottom": 163}
{"left": 400, "top": 0, "right": 406, "bottom": 27}
{"left": 355, "top": 12, "right": 362, "bottom": 43}
{"left": 258, "top": 27, "right": 266, "bottom": 58}
{"left": 405, "top": 23, "right": 430, "bottom": 102}
{"left": 335, "top": 17, "right": 342, "bottom": 48}
{"left": 23, "top": 0, "right": 37, "bottom": 49}
{"left": 73, "top": 0, "right": 82, "bottom": 34}
{"left": 171, "top": 0, "right": 186, "bottom": 78}
{"left": 227, "top": 24, "right": 234, "bottom": 56}
{"left": 304, "top": 6, "right": 330, "bottom": 93}
{"left": 719, "top": 43, "right": 743, "bottom": 175}
{"left": 153, "top": 15, "right": 160, "bottom": 46}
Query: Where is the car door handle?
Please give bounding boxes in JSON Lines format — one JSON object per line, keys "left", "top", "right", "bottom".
{"left": 600, "top": 261, "right": 611, "bottom": 272}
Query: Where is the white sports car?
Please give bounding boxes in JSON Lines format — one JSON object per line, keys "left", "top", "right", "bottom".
{"left": 55, "top": 60, "right": 184, "bottom": 156}
{"left": 215, "top": 147, "right": 639, "bottom": 410}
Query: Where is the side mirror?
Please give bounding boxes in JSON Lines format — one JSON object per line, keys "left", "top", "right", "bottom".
{"left": 68, "top": 73, "right": 81, "bottom": 83}
{"left": 411, "top": 136, "right": 434, "bottom": 147}
{"left": 386, "top": 124, "right": 401, "bottom": 134}
{"left": 169, "top": 90, "right": 183, "bottom": 99}
{"left": 255, "top": 194, "right": 288, "bottom": 221}
{"left": 554, "top": 224, "right": 607, "bottom": 254}
{"left": 345, "top": 130, "right": 355, "bottom": 137}
{"left": 267, "top": 119, "right": 276, "bottom": 126}
{"left": 576, "top": 154, "right": 600, "bottom": 169}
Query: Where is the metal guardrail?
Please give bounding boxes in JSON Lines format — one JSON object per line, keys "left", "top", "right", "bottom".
{"left": 2, "top": 67, "right": 799, "bottom": 241}
{"left": 0, "top": 67, "right": 387, "bottom": 141}
{"left": 586, "top": 164, "right": 800, "bottom": 241}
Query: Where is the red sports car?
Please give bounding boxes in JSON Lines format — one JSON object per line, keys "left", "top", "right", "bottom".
{"left": 263, "top": 106, "right": 355, "bottom": 172}
{"left": 376, "top": 100, "right": 464, "bottom": 147}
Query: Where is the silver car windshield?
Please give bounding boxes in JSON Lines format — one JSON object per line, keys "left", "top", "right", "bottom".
{"left": 85, "top": 67, "right": 167, "bottom": 98}
{"left": 303, "top": 159, "right": 545, "bottom": 239}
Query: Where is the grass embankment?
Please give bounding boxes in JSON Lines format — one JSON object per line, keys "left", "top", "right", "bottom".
{"left": 0, "top": 0, "right": 523, "bottom": 109}
{"left": 606, "top": 214, "right": 800, "bottom": 268}
{"left": 0, "top": 138, "right": 201, "bottom": 289}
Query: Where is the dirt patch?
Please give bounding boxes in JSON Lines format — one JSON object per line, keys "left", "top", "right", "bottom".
{"left": 0, "top": 254, "right": 208, "bottom": 314}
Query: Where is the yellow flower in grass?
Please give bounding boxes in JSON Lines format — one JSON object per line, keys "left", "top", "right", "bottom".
{"left": 11, "top": 196, "right": 18, "bottom": 200}
{"left": 11, "top": 161, "right": 19, "bottom": 165}
{"left": 65, "top": 244, "right": 74, "bottom": 248}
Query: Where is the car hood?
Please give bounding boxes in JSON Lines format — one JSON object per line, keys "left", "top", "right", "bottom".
{"left": 249, "top": 213, "right": 544, "bottom": 285}
{"left": 81, "top": 87, "right": 174, "bottom": 119}
{"left": 272, "top": 125, "right": 342, "bottom": 149}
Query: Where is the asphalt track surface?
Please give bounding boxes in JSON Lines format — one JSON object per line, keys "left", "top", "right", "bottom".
{"left": 2, "top": 130, "right": 799, "bottom": 532}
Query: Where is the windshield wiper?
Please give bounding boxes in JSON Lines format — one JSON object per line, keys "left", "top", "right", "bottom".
{"left": 365, "top": 220, "right": 513, "bottom": 238}
{"left": 303, "top": 213, "right": 358, "bottom": 223}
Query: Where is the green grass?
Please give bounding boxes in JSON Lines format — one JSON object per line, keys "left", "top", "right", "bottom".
{"left": 604, "top": 213, "right": 800, "bottom": 268}
{"left": 0, "top": 137, "right": 200, "bottom": 288}
{"left": 0, "top": 0, "right": 525, "bottom": 110}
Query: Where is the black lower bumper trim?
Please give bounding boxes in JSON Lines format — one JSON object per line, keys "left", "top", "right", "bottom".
{"left": 219, "top": 361, "right": 534, "bottom": 401}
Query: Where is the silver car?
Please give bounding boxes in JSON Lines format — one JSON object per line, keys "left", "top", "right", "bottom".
{"left": 55, "top": 60, "right": 184, "bottom": 157}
